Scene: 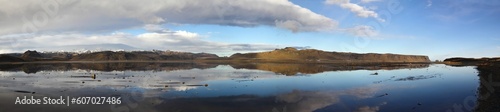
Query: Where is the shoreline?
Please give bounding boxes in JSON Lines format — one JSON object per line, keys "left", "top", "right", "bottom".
{"left": 0, "top": 60, "right": 433, "bottom": 65}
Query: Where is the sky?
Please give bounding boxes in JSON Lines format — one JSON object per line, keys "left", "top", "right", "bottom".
{"left": 0, "top": 0, "right": 499, "bottom": 60}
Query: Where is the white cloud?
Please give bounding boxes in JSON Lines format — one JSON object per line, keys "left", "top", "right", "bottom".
{"left": 276, "top": 84, "right": 385, "bottom": 112}
{"left": 355, "top": 106, "right": 380, "bottom": 112}
{"left": 360, "top": 0, "right": 381, "bottom": 3}
{"left": 0, "top": 0, "right": 337, "bottom": 35}
{"left": 427, "top": 0, "right": 432, "bottom": 7}
{"left": 347, "top": 25, "right": 379, "bottom": 37}
{"left": 143, "top": 24, "right": 165, "bottom": 32}
{"left": 325, "top": 0, "right": 384, "bottom": 22}
{"left": 354, "top": 101, "right": 387, "bottom": 112}
{"left": 172, "top": 86, "right": 197, "bottom": 91}
{"left": 0, "top": 0, "right": 387, "bottom": 54}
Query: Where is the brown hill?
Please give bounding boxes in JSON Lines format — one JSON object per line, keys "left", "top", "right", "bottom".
{"left": 70, "top": 51, "right": 153, "bottom": 61}
{"left": 0, "top": 55, "right": 25, "bottom": 62}
{"left": 70, "top": 51, "right": 219, "bottom": 61}
{"left": 1, "top": 50, "right": 219, "bottom": 61}
{"left": 443, "top": 57, "right": 500, "bottom": 66}
{"left": 40, "top": 52, "right": 74, "bottom": 60}
{"left": 230, "top": 47, "right": 430, "bottom": 63}
{"left": 20, "top": 50, "right": 44, "bottom": 61}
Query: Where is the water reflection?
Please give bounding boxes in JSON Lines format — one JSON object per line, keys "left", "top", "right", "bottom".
{"left": 158, "top": 84, "right": 393, "bottom": 112}
{"left": 1, "top": 63, "right": 429, "bottom": 75}
{"left": 0, "top": 63, "right": 491, "bottom": 112}
{"left": 229, "top": 63, "right": 429, "bottom": 75}
{"left": 475, "top": 62, "right": 500, "bottom": 111}
{"left": 0, "top": 63, "right": 217, "bottom": 73}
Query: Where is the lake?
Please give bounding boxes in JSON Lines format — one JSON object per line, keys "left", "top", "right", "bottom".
{"left": 0, "top": 63, "right": 487, "bottom": 112}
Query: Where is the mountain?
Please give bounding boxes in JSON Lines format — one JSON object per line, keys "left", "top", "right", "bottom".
{"left": 70, "top": 51, "right": 219, "bottom": 61}
{"left": 443, "top": 57, "right": 500, "bottom": 66}
{"left": 0, "top": 55, "right": 25, "bottom": 62}
{"left": 19, "top": 50, "right": 45, "bottom": 61}
{"left": 229, "top": 47, "right": 430, "bottom": 63}
{"left": 1, "top": 48, "right": 431, "bottom": 63}
{"left": 70, "top": 51, "right": 152, "bottom": 61}
{"left": 1, "top": 50, "right": 219, "bottom": 62}
{"left": 40, "top": 52, "right": 75, "bottom": 60}
{"left": 21, "top": 50, "right": 43, "bottom": 58}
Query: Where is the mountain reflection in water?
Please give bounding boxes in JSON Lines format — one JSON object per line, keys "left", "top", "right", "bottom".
{"left": 0, "top": 62, "right": 428, "bottom": 75}
{"left": 0, "top": 62, "right": 496, "bottom": 112}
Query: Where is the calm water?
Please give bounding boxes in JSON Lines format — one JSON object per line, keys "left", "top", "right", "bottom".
{"left": 0, "top": 63, "right": 481, "bottom": 112}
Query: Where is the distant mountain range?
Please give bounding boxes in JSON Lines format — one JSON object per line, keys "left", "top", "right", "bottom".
{"left": 70, "top": 51, "right": 218, "bottom": 61}
{"left": 0, "top": 47, "right": 432, "bottom": 63}
{"left": 0, "top": 50, "right": 218, "bottom": 62}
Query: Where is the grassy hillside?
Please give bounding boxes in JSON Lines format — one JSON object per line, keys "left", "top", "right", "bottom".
{"left": 230, "top": 47, "right": 430, "bottom": 63}
{"left": 70, "top": 51, "right": 153, "bottom": 61}
{"left": 443, "top": 57, "right": 500, "bottom": 66}
{"left": 70, "top": 51, "right": 219, "bottom": 61}
{"left": 0, "top": 55, "right": 25, "bottom": 62}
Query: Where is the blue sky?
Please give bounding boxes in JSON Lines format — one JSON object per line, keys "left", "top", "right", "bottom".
{"left": 0, "top": 0, "right": 499, "bottom": 60}
{"left": 168, "top": 0, "right": 500, "bottom": 60}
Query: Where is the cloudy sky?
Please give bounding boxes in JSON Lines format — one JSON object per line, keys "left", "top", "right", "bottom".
{"left": 0, "top": 0, "right": 499, "bottom": 60}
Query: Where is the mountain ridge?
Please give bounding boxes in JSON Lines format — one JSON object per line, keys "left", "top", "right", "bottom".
{"left": 228, "top": 47, "right": 430, "bottom": 63}
{"left": 1, "top": 47, "right": 431, "bottom": 63}
{"left": 443, "top": 57, "right": 500, "bottom": 66}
